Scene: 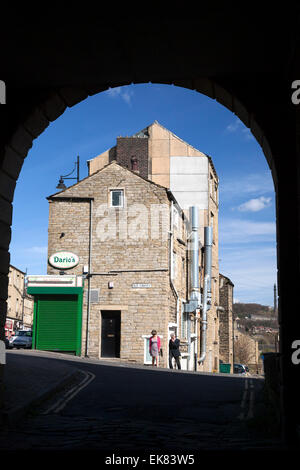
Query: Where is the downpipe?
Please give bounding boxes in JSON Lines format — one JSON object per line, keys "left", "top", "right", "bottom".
{"left": 198, "top": 225, "right": 213, "bottom": 365}
{"left": 85, "top": 199, "right": 93, "bottom": 357}
{"left": 198, "top": 274, "right": 209, "bottom": 363}
{"left": 184, "top": 207, "right": 201, "bottom": 313}
{"left": 183, "top": 207, "right": 201, "bottom": 370}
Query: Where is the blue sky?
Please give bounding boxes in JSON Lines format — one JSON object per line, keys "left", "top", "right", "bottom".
{"left": 10, "top": 83, "right": 277, "bottom": 306}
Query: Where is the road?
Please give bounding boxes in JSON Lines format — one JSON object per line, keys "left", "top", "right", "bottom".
{"left": 0, "top": 351, "right": 283, "bottom": 453}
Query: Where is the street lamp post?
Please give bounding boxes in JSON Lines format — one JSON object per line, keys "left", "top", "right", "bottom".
{"left": 56, "top": 156, "right": 80, "bottom": 190}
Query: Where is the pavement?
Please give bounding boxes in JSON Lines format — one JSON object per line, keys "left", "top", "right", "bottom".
{"left": 1, "top": 350, "right": 80, "bottom": 426}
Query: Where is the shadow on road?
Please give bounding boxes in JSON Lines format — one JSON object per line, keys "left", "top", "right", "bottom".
{"left": 0, "top": 350, "right": 283, "bottom": 452}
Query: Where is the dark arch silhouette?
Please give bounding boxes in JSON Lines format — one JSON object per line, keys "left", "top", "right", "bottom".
{"left": 0, "top": 12, "right": 299, "bottom": 446}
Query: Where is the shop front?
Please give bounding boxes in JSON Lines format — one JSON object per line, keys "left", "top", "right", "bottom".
{"left": 27, "top": 275, "right": 84, "bottom": 356}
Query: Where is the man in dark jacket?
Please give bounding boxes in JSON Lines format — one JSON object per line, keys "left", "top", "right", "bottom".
{"left": 169, "top": 334, "right": 181, "bottom": 369}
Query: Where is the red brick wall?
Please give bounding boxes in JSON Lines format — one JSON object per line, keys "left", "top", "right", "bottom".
{"left": 115, "top": 137, "right": 149, "bottom": 179}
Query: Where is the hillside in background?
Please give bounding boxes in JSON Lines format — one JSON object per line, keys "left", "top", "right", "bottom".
{"left": 233, "top": 302, "right": 279, "bottom": 354}
{"left": 233, "top": 303, "right": 273, "bottom": 319}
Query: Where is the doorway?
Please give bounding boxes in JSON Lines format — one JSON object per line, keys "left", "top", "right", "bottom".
{"left": 101, "top": 310, "right": 121, "bottom": 358}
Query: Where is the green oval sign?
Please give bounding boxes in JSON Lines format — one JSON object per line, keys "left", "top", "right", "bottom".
{"left": 48, "top": 251, "right": 79, "bottom": 270}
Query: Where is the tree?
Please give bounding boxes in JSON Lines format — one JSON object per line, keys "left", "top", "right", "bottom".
{"left": 234, "top": 333, "right": 258, "bottom": 365}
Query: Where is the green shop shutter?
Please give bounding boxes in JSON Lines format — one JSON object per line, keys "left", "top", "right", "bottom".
{"left": 36, "top": 294, "right": 78, "bottom": 352}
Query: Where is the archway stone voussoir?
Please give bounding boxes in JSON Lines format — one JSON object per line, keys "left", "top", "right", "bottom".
{"left": 0, "top": 273, "right": 8, "bottom": 301}
{"left": 58, "top": 87, "right": 89, "bottom": 108}
{"left": 232, "top": 97, "right": 250, "bottom": 128}
{"left": 0, "top": 198, "right": 12, "bottom": 226}
{"left": 0, "top": 249, "right": 10, "bottom": 276}
{"left": 39, "top": 92, "right": 68, "bottom": 122}
{"left": 9, "top": 126, "right": 33, "bottom": 158}
{"left": 213, "top": 83, "right": 234, "bottom": 113}
{"left": 250, "top": 116, "right": 264, "bottom": 148}
{"left": 0, "top": 300, "right": 7, "bottom": 327}
{"left": 0, "top": 222, "right": 11, "bottom": 252}
{"left": 193, "top": 78, "right": 215, "bottom": 100}
{"left": 1, "top": 146, "right": 25, "bottom": 181}
{"left": 23, "top": 107, "right": 50, "bottom": 139}
{"left": 0, "top": 171, "right": 16, "bottom": 203}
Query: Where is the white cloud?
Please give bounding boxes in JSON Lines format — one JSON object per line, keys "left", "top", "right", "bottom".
{"left": 219, "top": 245, "right": 277, "bottom": 305}
{"left": 106, "top": 86, "right": 134, "bottom": 105}
{"left": 219, "top": 218, "right": 276, "bottom": 244}
{"left": 226, "top": 119, "right": 240, "bottom": 133}
{"left": 242, "top": 127, "right": 255, "bottom": 141}
{"left": 25, "top": 246, "right": 48, "bottom": 255}
{"left": 220, "top": 172, "right": 274, "bottom": 201}
{"left": 225, "top": 118, "right": 254, "bottom": 140}
{"left": 236, "top": 196, "right": 272, "bottom": 212}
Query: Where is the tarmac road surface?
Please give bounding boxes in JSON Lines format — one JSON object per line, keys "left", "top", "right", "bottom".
{"left": 0, "top": 350, "right": 285, "bottom": 454}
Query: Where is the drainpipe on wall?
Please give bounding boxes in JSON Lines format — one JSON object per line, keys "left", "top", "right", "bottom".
{"left": 184, "top": 207, "right": 201, "bottom": 313}
{"left": 85, "top": 199, "right": 93, "bottom": 357}
{"left": 183, "top": 207, "right": 201, "bottom": 370}
{"left": 169, "top": 201, "right": 179, "bottom": 330}
{"left": 198, "top": 225, "right": 213, "bottom": 364}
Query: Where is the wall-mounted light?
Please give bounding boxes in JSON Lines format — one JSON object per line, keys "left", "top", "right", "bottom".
{"left": 83, "top": 265, "right": 89, "bottom": 275}
{"left": 108, "top": 281, "right": 114, "bottom": 289}
{"left": 56, "top": 156, "right": 80, "bottom": 190}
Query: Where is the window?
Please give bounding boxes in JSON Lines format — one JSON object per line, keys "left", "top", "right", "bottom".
{"left": 172, "top": 251, "right": 177, "bottom": 280}
{"left": 181, "top": 310, "right": 188, "bottom": 339}
{"left": 173, "top": 206, "right": 179, "bottom": 228}
{"left": 214, "top": 182, "right": 218, "bottom": 204}
{"left": 110, "top": 189, "right": 124, "bottom": 207}
{"left": 211, "top": 212, "right": 214, "bottom": 243}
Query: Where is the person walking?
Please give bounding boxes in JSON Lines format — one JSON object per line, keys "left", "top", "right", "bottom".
{"left": 149, "top": 330, "right": 161, "bottom": 367}
{"left": 169, "top": 333, "right": 181, "bottom": 369}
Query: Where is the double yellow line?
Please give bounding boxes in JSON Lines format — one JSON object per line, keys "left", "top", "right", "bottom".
{"left": 238, "top": 378, "right": 255, "bottom": 420}
{"left": 42, "top": 369, "right": 96, "bottom": 415}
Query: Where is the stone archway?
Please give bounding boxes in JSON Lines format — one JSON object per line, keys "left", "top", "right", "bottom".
{"left": 0, "top": 12, "right": 299, "bottom": 445}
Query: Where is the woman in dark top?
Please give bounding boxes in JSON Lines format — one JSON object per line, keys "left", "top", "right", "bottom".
{"left": 169, "top": 333, "right": 181, "bottom": 369}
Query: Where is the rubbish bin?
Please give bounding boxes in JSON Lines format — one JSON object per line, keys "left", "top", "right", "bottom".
{"left": 219, "top": 363, "right": 231, "bottom": 373}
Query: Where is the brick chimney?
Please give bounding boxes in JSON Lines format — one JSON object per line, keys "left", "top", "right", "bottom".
{"left": 115, "top": 136, "right": 149, "bottom": 179}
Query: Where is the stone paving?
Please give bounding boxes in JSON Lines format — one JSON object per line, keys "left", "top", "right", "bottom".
{"left": 0, "top": 383, "right": 285, "bottom": 452}
{"left": 0, "top": 413, "right": 284, "bottom": 451}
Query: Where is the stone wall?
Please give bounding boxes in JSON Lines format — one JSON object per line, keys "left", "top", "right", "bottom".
{"left": 47, "top": 161, "right": 187, "bottom": 367}
{"left": 6, "top": 265, "right": 34, "bottom": 332}
{"left": 219, "top": 273, "right": 234, "bottom": 370}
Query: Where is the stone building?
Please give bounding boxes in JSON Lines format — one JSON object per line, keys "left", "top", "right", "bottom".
{"left": 47, "top": 161, "right": 189, "bottom": 368}
{"left": 86, "top": 122, "right": 220, "bottom": 372}
{"left": 44, "top": 123, "right": 220, "bottom": 371}
{"left": 218, "top": 273, "right": 234, "bottom": 372}
{"left": 234, "top": 325, "right": 261, "bottom": 373}
{"left": 5, "top": 265, "right": 33, "bottom": 338}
